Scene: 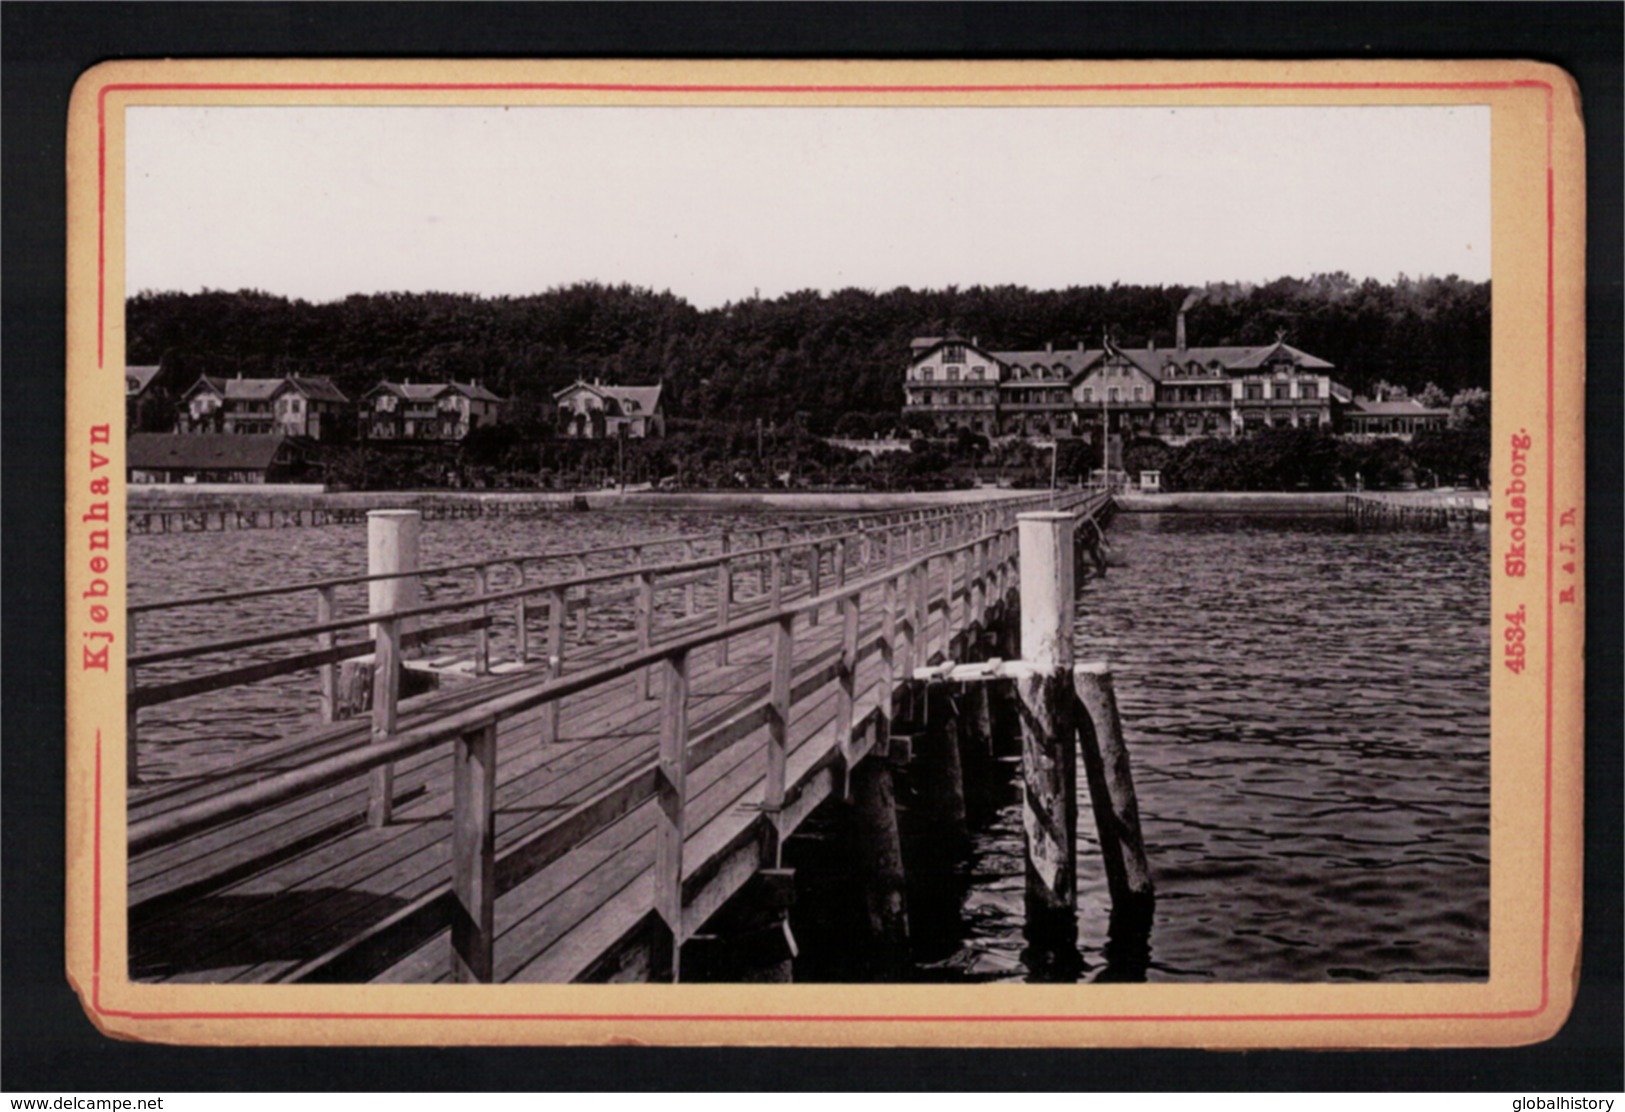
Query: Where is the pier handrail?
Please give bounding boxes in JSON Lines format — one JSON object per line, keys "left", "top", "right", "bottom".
{"left": 128, "top": 493, "right": 1054, "bottom": 671}
{"left": 128, "top": 495, "right": 1047, "bottom": 616}
{"left": 130, "top": 492, "right": 1102, "bottom": 855}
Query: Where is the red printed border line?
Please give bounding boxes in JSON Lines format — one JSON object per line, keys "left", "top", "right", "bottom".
{"left": 89, "top": 76, "right": 1559, "bottom": 1030}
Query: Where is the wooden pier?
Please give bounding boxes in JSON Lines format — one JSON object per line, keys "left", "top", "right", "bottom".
{"left": 1345, "top": 492, "right": 1490, "bottom": 531}
{"left": 126, "top": 491, "right": 1123, "bottom": 984}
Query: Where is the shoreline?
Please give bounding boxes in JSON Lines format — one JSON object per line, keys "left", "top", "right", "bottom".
{"left": 127, "top": 485, "right": 1487, "bottom": 516}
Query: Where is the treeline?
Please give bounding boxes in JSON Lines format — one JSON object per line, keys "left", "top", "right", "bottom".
{"left": 127, "top": 274, "right": 1489, "bottom": 433}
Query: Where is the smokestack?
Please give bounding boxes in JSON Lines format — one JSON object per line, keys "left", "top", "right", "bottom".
{"left": 1177, "top": 290, "right": 1202, "bottom": 352}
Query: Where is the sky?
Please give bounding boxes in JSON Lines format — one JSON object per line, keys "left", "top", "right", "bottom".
{"left": 126, "top": 105, "right": 1490, "bottom": 308}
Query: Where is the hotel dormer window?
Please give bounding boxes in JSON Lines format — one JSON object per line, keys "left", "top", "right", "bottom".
{"left": 943, "top": 344, "right": 966, "bottom": 363}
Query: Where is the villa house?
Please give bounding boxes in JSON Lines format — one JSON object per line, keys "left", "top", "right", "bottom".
{"left": 360, "top": 380, "right": 506, "bottom": 441}
{"left": 553, "top": 379, "right": 666, "bottom": 439}
{"left": 178, "top": 375, "right": 351, "bottom": 440}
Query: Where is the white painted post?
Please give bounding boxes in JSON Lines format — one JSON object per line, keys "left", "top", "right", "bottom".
{"left": 1017, "top": 512, "right": 1076, "bottom": 670}
{"left": 367, "top": 510, "right": 421, "bottom": 643}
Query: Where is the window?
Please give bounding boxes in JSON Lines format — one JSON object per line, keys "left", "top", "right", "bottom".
{"left": 947, "top": 366, "right": 959, "bottom": 381}
{"left": 1300, "top": 383, "right": 1318, "bottom": 400}
{"left": 1081, "top": 387, "right": 1092, "bottom": 402}
{"left": 922, "top": 369, "right": 933, "bottom": 382}
{"left": 943, "top": 345, "right": 966, "bottom": 363}
{"left": 1246, "top": 384, "right": 1263, "bottom": 401}
{"left": 1133, "top": 387, "right": 1144, "bottom": 402}
{"left": 1273, "top": 383, "right": 1291, "bottom": 400}
{"left": 947, "top": 391, "right": 958, "bottom": 406}
{"left": 1108, "top": 387, "right": 1120, "bottom": 403}
{"left": 972, "top": 366, "right": 984, "bottom": 379}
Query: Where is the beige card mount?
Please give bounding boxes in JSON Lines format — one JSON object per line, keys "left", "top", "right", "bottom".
{"left": 65, "top": 59, "right": 1584, "bottom": 1047}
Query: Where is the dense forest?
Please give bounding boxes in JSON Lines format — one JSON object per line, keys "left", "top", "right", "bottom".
{"left": 127, "top": 273, "right": 1489, "bottom": 434}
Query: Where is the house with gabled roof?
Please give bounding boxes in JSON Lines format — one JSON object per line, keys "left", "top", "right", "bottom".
{"left": 178, "top": 374, "right": 351, "bottom": 440}
{"left": 360, "top": 380, "right": 506, "bottom": 441}
{"left": 553, "top": 379, "right": 665, "bottom": 439}
{"left": 128, "top": 433, "right": 304, "bottom": 484}
{"left": 126, "top": 363, "right": 171, "bottom": 431}
{"left": 903, "top": 298, "right": 1351, "bottom": 444}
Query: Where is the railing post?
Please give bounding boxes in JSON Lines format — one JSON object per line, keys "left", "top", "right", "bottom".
{"left": 763, "top": 613, "right": 794, "bottom": 867}
{"left": 834, "top": 535, "right": 847, "bottom": 588}
{"left": 126, "top": 626, "right": 140, "bottom": 785}
{"left": 542, "top": 586, "right": 566, "bottom": 744}
{"left": 715, "top": 551, "right": 733, "bottom": 667}
{"left": 882, "top": 575, "right": 898, "bottom": 709}
{"left": 472, "top": 563, "right": 490, "bottom": 676}
{"left": 808, "top": 543, "right": 822, "bottom": 626}
{"left": 368, "top": 614, "right": 401, "bottom": 828}
{"left": 914, "top": 557, "right": 931, "bottom": 665}
{"left": 770, "top": 549, "right": 784, "bottom": 610}
{"left": 314, "top": 586, "right": 339, "bottom": 724}
{"left": 652, "top": 648, "right": 690, "bottom": 982}
{"left": 683, "top": 539, "right": 698, "bottom": 618}
{"left": 899, "top": 567, "right": 917, "bottom": 677}
{"left": 451, "top": 720, "right": 497, "bottom": 983}
{"left": 836, "top": 593, "right": 860, "bottom": 800}
{"left": 514, "top": 563, "right": 529, "bottom": 664}
{"left": 573, "top": 555, "right": 589, "bottom": 642}
{"left": 638, "top": 569, "right": 656, "bottom": 700}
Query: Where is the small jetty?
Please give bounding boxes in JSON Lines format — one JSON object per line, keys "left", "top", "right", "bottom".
{"left": 1345, "top": 492, "right": 1489, "bottom": 531}
{"left": 126, "top": 491, "right": 1146, "bottom": 983}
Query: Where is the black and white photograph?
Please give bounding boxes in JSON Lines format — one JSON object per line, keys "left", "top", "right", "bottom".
{"left": 113, "top": 94, "right": 1500, "bottom": 993}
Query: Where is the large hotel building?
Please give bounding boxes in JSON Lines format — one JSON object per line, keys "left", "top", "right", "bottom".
{"left": 902, "top": 303, "right": 1358, "bottom": 445}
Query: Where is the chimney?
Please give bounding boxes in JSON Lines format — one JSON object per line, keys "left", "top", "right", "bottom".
{"left": 1148, "top": 338, "right": 1156, "bottom": 353}
{"left": 1176, "top": 312, "right": 1187, "bottom": 352}
{"left": 972, "top": 336, "right": 980, "bottom": 348}
{"left": 1045, "top": 341, "right": 1054, "bottom": 353}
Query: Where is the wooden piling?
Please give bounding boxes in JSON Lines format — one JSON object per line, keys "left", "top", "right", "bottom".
{"left": 918, "top": 682, "right": 970, "bottom": 851}
{"left": 1073, "top": 663, "right": 1155, "bottom": 909}
{"left": 849, "top": 736, "right": 910, "bottom": 976}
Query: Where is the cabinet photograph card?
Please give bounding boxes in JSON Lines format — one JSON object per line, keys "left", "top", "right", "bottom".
{"left": 64, "top": 58, "right": 1585, "bottom": 1047}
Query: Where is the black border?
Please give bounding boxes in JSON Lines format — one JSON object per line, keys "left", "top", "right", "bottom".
{"left": 5, "top": 1, "right": 1620, "bottom": 1093}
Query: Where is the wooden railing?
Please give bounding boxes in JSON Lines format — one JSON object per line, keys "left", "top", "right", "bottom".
{"left": 126, "top": 495, "right": 1073, "bottom": 766}
{"left": 127, "top": 489, "right": 1111, "bottom": 982}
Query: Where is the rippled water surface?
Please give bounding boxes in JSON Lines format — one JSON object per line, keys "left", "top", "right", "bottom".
{"left": 912, "top": 513, "right": 1491, "bottom": 984}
